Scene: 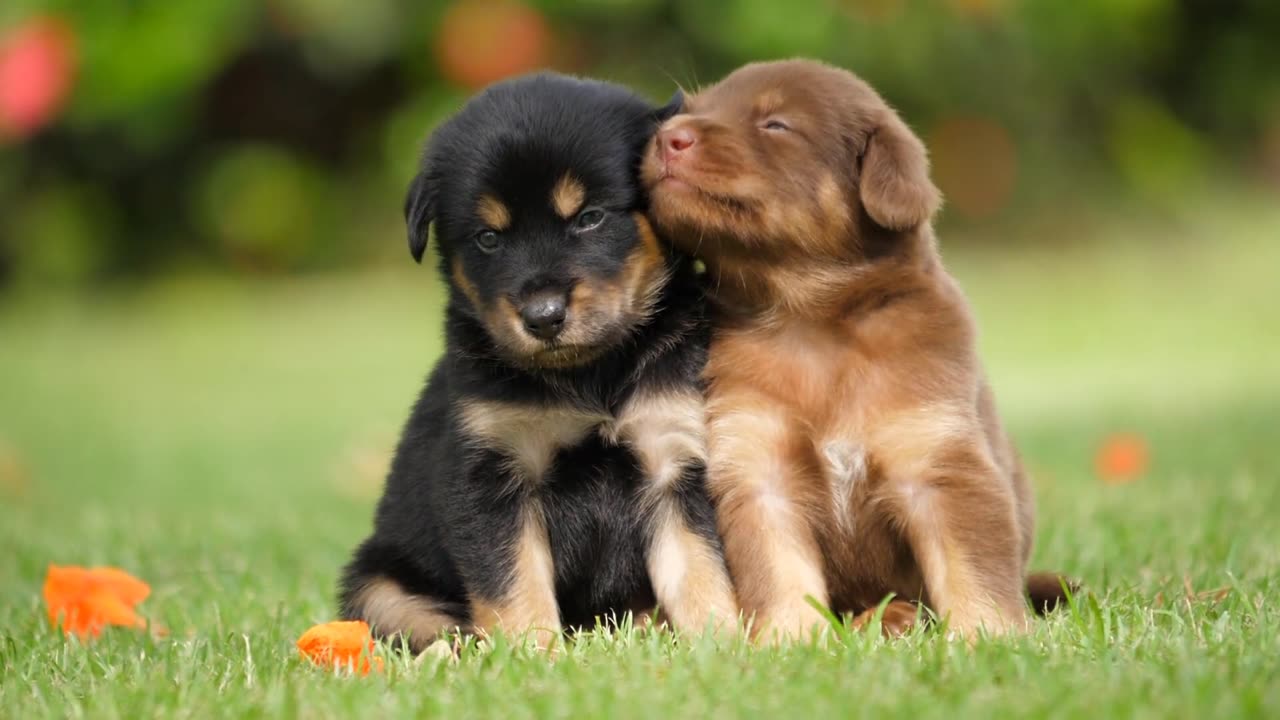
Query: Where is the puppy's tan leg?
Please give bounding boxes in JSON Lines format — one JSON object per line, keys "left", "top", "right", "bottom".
{"left": 877, "top": 413, "right": 1028, "bottom": 637}
{"left": 469, "top": 504, "right": 562, "bottom": 648}
{"left": 903, "top": 501, "right": 1027, "bottom": 637}
{"left": 647, "top": 501, "right": 739, "bottom": 634}
{"left": 709, "top": 399, "right": 829, "bottom": 643}
{"left": 611, "top": 388, "right": 739, "bottom": 634}
{"left": 346, "top": 577, "right": 469, "bottom": 653}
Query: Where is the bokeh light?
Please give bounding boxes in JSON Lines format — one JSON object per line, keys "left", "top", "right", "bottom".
{"left": 1106, "top": 96, "right": 1209, "bottom": 204}
{"left": 0, "top": 1, "right": 1274, "bottom": 284}
{"left": 946, "top": 0, "right": 1009, "bottom": 19}
{"left": 1095, "top": 434, "right": 1151, "bottom": 485}
{"left": 928, "top": 115, "right": 1018, "bottom": 221}
{"left": 0, "top": 16, "right": 76, "bottom": 140}
{"left": 435, "top": 0, "right": 550, "bottom": 90}
{"left": 1260, "top": 109, "right": 1280, "bottom": 189}
{"left": 835, "top": 0, "right": 905, "bottom": 24}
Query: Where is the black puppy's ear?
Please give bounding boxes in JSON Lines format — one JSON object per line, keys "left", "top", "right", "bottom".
{"left": 654, "top": 89, "right": 685, "bottom": 122}
{"left": 404, "top": 170, "right": 436, "bottom": 263}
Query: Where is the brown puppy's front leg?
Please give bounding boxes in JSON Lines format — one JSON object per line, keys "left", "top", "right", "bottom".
{"left": 709, "top": 396, "right": 829, "bottom": 642}
{"left": 468, "top": 503, "right": 562, "bottom": 648}
{"left": 877, "top": 414, "right": 1028, "bottom": 637}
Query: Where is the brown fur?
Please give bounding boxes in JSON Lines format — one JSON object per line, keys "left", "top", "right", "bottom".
{"left": 849, "top": 599, "right": 920, "bottom": 638}
{"left": 551, "top": 173, "right": 587, "bottom": 219}
{"left": 476, "top": 194, "right": 512, "bottom": 231}
{"left": 451, "top": 257, "right": 483, "bottom": 309}
{"left": 642, "top": 59, "right": 1062, "bottom": 641}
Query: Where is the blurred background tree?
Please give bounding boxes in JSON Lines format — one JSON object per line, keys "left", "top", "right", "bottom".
{"left": 1, "top": 0, "right": 1277, "bottom": 289}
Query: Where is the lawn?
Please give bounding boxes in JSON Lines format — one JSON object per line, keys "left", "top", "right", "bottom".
{"left": 2, "top": 196, "right": 1278, "bottom": 718}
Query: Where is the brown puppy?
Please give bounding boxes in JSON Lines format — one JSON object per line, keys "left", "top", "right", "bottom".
{"left": 641, "top": 59, "right": 1054, "bottom": 641}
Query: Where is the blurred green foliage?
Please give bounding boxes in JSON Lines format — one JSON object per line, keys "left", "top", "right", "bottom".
{"left": 1, "top": 0, "right": 1278, "bottom": 287}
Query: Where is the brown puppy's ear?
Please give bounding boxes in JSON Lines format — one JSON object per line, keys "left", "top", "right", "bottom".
{"left": 858, "top": 112, "right": 941, "bottom": 231}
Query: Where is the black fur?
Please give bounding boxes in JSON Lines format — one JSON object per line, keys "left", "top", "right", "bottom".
{"left": 338, "top": 74, "right": 720, "bottom": 650}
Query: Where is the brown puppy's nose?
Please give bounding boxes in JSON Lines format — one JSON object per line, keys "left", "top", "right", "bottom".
{"left": 660, "top": 126, "right": 696, "bottom": 163}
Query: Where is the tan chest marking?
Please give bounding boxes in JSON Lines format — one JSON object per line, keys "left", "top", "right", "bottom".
{"left": 458, "top": 400, "right": 607, "bottom": 486}
{"left": 822, "top": 439, "right": 867, "bottom": 530}
{"left": 604, "top": 388, "right": 707, "bottom": 497}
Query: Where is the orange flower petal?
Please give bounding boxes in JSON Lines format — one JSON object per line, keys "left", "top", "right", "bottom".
{"left": 297, "top": 620, "right": 382, "bottom": 675}
{"left": 44, "top": 564, "right": 89, "bottom": 597}
{"left": 44, "top": 565, "right": 89, "bottom": 628}
{"left": 85, "top": 589, "right": 146, "bottom": 627}
{"left": 86, "top": 567, "right": 150, "bottom": 605}
{"left": 43, "top": 564, "right": 150, "bottom": 637}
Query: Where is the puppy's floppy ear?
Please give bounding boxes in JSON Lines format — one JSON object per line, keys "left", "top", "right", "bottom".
{"left": 858, "top": 111, "right": 941, "bottom": 231}
{"left": 654, "top": 89, "right": 685, "bottom": 122}
{"left": 404, "top": 169, "right": 436, "bottom": 263}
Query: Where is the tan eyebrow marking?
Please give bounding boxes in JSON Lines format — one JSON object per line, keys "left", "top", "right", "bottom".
{"left": 477, "top": 194, "right": 511, "bottom": 230}
{"left": 551, "top": 173, "right": 586, "bottom": 219}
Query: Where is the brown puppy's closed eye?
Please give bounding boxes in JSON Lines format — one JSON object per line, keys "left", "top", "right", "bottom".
{"left": 642, "top": 59, "right": 1065, "bottom": 641}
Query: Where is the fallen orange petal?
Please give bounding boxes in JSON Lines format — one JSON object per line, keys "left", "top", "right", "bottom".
{"left": 43, "top": 565, "right": 151, "bottom": 637}
{"left": 1095, "top": 433, "right": 1149, "bottom": 484}
{"left": 85, "top": 589, "right": 144, "bottom": 626}
{"left": 86, "top": 567, "right": 151, "bottom": 605}
{"left": 297, "top": 620, "right": 383, "bottom": 675}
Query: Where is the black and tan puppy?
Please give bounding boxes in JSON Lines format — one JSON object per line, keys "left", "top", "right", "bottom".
{"left": 339, "top": 73, "right": 738, "bottom": 651}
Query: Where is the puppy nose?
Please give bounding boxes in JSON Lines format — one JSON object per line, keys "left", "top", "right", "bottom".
{"left": 661, "top": 126, "right": 696, "bottom": 160}
{"left": 520, "top": 293, "right": 567, "bottom": 340}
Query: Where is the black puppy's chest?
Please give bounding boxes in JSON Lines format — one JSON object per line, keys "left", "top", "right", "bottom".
{"left": 541, "top": 434, "right": 655, "bottom": 625}
{"left": 456, "top": 389, "right": 706, "bottom": 620}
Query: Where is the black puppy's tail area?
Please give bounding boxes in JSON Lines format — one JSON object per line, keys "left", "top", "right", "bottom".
{"left": 1026, "top": 571, "right": 1080, "bottom": 615}
{"left": 339, "top": 541, "right": 471, "bottom": 653}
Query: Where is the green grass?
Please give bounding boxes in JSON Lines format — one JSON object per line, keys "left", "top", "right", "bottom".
{"left": 2, "top": 198, "right": 1279, "bottom": 718}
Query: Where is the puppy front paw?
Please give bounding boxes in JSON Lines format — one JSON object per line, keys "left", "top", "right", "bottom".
{"left": 752, "top": 599, "right": 830, "bottom": 644}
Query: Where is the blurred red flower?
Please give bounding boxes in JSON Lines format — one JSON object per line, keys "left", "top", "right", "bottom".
{"left": 0, "top": 16, "right": 77, "bottom": 140}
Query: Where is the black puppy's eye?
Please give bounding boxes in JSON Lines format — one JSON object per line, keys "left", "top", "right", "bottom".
{"left": 474, "top": 230, "right": 500, "bottom": 254}
{"left": 762, "top": 119, "right": 790, "bottom": 132}
{"left": 575, "top": 207, "right": 607, "bottom": 232}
